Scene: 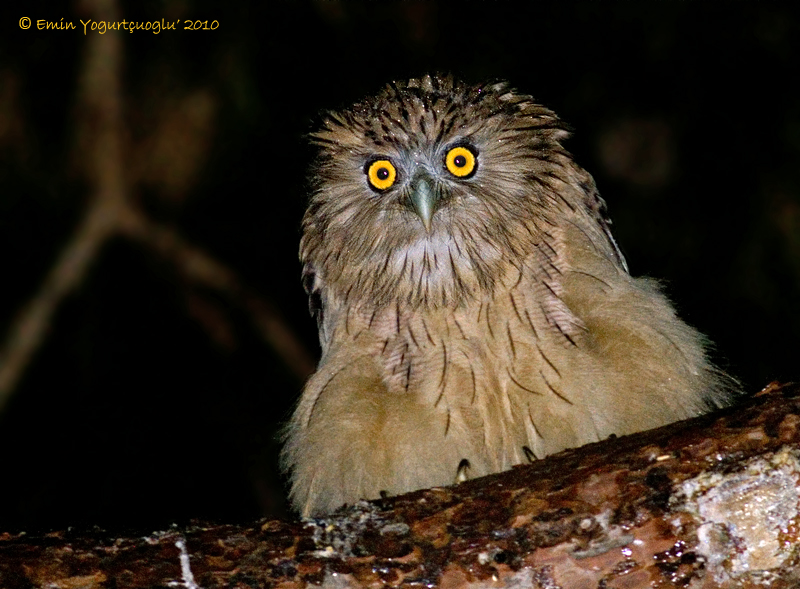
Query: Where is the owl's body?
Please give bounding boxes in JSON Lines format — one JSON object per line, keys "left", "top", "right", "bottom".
{"left": 283, "top": 76, "right": 730, "bottom": 516}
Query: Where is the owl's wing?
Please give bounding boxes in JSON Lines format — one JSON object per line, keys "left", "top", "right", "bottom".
{"left": 585, "top": 188, "right": 629, "bottom": 273}
{"left": 301, "top": 262, "right": 325, "bottom": 336}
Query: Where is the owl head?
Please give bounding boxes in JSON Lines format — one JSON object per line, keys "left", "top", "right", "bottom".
{"left": 302, "top": 75, "right": 597, "bottom": 310}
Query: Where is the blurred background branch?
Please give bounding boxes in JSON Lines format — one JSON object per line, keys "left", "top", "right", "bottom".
{"left": 0, "top": 0, "right": 313, "bottom": 412}
{"left": 0, "top": 0, "right": 125, "bottom": 409}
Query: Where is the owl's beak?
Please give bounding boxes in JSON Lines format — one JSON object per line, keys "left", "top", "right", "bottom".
{"left": 408, "top": 172, "right": 441, "bottom": 232}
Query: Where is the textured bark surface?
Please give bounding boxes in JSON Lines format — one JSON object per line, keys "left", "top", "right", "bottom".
{"left": 3, "top": 383, "right": 800, "bottom": 589}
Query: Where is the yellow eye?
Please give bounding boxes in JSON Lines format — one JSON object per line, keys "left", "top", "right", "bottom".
{"left": 445, "top": 145, "right": 477, "bottom": 178}
{"left": 366, "top": 159, "right": 397, "bottom": 191}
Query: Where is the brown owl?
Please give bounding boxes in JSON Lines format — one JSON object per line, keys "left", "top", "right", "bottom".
{"left": 282, "top": 75, "right": 732, "bottom": 516}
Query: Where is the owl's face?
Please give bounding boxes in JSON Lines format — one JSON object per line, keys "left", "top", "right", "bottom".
{"left": 361, "top": 140, "right": 479, "bottom": 233}
{"left": 302, "top": 75, "right": 586, "bottom": 310}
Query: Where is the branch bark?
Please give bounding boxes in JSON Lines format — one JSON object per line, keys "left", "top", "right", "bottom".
{"left": 2, "top": 383, "right": 800, "bottom": 588}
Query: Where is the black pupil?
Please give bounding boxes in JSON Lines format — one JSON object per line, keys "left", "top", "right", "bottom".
{"left": 376, "top": 167, "right": 390, "bottom": 180}
{"left": 454, "top": 155, "right": 466, "bottom": 167}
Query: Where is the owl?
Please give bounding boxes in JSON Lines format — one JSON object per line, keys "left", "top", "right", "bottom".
{"left": 282, "top": 75, "right": 732, "bottom": 516}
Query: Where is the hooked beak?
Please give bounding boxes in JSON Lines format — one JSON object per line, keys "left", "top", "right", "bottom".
{"left": 407, "top": 172, "right": 442, "bottom": 232}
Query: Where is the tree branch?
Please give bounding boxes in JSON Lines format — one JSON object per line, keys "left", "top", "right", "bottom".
{"left": 0, "top": 0, "right": 313, "bottom": 413}
{"left": 117, "top": 205, "right": 315, "bottom": 380}
{"left": 3, "top": 383, "right": 800, "bottom": 588}
{"left": 0, "top": 0, "right": 124, "bottom": 409}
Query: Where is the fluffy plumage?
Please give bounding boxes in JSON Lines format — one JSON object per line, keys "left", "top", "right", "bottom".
{"left": 283, "top": 75, "right": 732, "bottom": 516}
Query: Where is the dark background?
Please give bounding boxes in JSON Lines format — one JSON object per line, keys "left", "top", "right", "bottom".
{"left": 1, "top": 1, "right": 798, "bottom": 532}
